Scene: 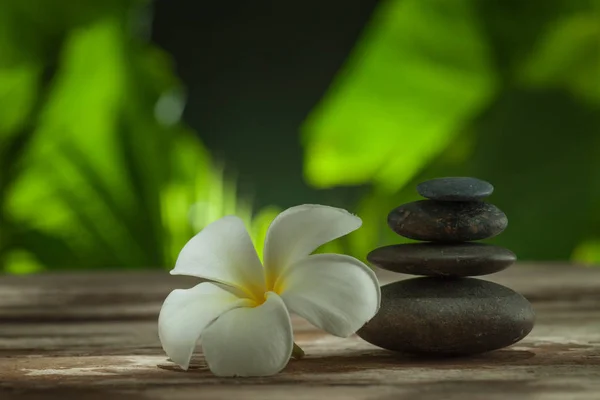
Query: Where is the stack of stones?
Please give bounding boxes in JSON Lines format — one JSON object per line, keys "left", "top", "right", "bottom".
{"left": 358, "top": 177, "right": 535, "bottom": 355}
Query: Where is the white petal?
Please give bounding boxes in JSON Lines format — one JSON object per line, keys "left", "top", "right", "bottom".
{"left": 277, "top": 253, "right": 380, "bottom": 337}
{"left": 201, "top": 292, "right": 293, "bottom": 377}
{"left": 171, "top": 216, "right": 266, "bottom": 297}
{"left": 158, "top": 282, "right": 251, "bottom": 370}
{"left": 263, "top": 205, "right": 361, "bottom": 285}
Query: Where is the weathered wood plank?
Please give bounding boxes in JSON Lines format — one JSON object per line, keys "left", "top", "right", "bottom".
{"left": 1, "top": 263, "right": 600, "bottom": 399}
{"left": 1, "top": 263, "right": 598, "bottom": 321}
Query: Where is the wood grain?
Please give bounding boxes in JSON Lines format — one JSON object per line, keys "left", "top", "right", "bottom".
{"left": 1, "top": 263, "right": 600, "bottom": 399}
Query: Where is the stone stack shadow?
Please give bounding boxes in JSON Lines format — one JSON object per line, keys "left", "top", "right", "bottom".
{"left": 357, "top": 177, "right": 535, "bottom": 355}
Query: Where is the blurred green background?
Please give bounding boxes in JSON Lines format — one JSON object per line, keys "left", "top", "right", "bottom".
{"left": 0, "top": 0, "right": 598, "bottom": 273}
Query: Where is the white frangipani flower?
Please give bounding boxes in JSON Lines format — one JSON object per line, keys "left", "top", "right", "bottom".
{"left": 158, "top": 204, "right": 381, "bottom": 377}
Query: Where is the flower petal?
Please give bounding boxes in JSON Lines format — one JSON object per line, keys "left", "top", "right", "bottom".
{"left": 171, "top": 216, "right": 266, "bottom": 297}
{"left": 201, "top": 292, "right": 293, "bottom": 377}
{"left": 277, "top": 253, "right": 380, "bottom": 337}
{"left": 263, "top": 205, "right": 361, "bottom": 285}
{"left": 158, "top": 282, "right": 251, "bottom": 370}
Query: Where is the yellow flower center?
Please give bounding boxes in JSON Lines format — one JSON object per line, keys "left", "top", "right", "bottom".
{"left": 243, "top": 272, "right": 286, "bottom": 307}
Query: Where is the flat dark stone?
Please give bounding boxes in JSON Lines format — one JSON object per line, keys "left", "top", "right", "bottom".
{"left": 367, "top": 243, "right": 516, "bottom": 277}
{"left": 417, "top": 177, "right": 494, "bottom": 201}
{"left": 387, "top": 200, "right": 508, "bottom": 242}
{"left": 357, "top": 278, "right": 535, "bottom": 355}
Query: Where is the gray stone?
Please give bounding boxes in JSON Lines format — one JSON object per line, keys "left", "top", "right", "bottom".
{"left": 417, "top": 177, "right": 494, "bottom": 201}
{"left": 357, "top": 278, "right": 535, "bottom": 355}
{"left": 387, "top": 200, "right": 508, "bottom": 242}
{"left": 367, "top": 243, "right": 516, "bottom": 277}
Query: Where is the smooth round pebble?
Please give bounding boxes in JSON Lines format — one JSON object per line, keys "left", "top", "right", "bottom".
{"left": 387, "top": 200, "right": 508, "bottom": 242}
{"left": 367, "top": 243, "right": 516, "bottom": 277}
{"left": 417, "top": 177, "right": 494, "bottom": 201}
{"left": 357, "top": 278, "right": 535, "bottom": 355}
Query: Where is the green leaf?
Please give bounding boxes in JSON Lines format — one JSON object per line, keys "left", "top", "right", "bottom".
{"left": 3, "top": 249, "right": 44, "bottom": 274}
{"left": 572, "top": 239, "right": 600, "bottom": 264}
{"left": 302, "top": 0, "right": 496, "bottom": 192}
{"left": 4, "top": 16, "right": 137, "bottom": 267}
{"left": 0, "top": 66, "right": 40, "bottom": 139}
{"left": 519, "top": 7, "right": 600, "bottom": 105}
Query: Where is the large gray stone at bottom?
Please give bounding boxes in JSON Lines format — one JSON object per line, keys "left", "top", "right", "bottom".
{"left": 357, "top": 277, "right": 535, "bottom": 355}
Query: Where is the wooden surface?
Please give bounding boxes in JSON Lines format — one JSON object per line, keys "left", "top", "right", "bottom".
{"left": 1, "top": 263, "right": 600, "bottom": 399}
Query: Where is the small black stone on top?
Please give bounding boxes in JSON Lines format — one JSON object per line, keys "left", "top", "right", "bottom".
{"left": 367, "top": 243, "right": 516, "bottom": 277}
{"left": 387, "top": 200, "right": 508, "bottom": 242}
{"left": 417, "top": 177, "right": 494, "bottom": 202}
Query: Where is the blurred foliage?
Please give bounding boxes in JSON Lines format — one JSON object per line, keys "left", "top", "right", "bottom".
{"left": 1, "top": 0, "right": 598, "bottom": 273}
{"left": 303, "top": 0, "right": 497, "bottom": 192}
{"left": 0, "top": 0, "right": 274, "bottom": 273}
{"left": 303, "top": 0, "right": 600, "bottom": 263}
